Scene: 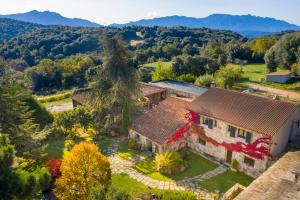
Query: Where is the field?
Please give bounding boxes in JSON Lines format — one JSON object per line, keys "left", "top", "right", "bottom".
{"left": 232, "top": 64, "right": 300, "bottom": 94}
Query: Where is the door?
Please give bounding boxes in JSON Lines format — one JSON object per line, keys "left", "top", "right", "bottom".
{"left": 226, "top": 150, "right": 232, "bottom": 164}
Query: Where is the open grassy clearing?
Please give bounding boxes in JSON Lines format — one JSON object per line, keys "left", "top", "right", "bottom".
{"left": 198, "top": 170, "right": 254, "bottom": 193}
{"left": 133, "top": 151, "right": 218, "bottom": 181}
{"left": 230, "top": 63, "right": 300, "bottom": 93}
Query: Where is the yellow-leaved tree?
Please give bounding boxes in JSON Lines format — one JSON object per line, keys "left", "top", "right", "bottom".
{"left": 54, "top": 142, "right": 111, "bottom": 200}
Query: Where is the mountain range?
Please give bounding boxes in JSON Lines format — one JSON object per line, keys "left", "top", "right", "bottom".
{"left": 0, "top": 10, "right": 99, "bottom": 27}
{"left": 1, "top": 10, "right": 300, "bottom": 38}
{"left": 111, "top": 14, "right": 300, "bottom": 38}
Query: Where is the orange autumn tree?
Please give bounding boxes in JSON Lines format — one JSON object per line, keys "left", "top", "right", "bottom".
{"left": 54, "top": 142, "right": 111, "bottom": 200}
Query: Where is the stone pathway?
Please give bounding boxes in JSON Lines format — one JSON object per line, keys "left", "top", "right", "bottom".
{"left": 107, "top": 139, "right": 227, "bottom": 199}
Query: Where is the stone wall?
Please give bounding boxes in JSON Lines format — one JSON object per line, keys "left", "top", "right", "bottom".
{"left": 187, "top": 116, "right": 270, "bottom": 178}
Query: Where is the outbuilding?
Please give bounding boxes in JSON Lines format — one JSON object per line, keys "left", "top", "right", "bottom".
{"left": 266, "top": 71, "right": 291, "bottom": 83}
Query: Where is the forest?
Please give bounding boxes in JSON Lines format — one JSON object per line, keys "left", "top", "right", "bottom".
{"left": 0, "top": 19, "right": 300, "bottom": 93}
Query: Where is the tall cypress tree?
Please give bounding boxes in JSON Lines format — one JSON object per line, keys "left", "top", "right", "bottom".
{"left": 92, "top": 36, "right": 138, "bottom": 135}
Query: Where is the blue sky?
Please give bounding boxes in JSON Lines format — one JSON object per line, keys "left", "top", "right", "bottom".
{"left": 0, "top": 0, "right": 299, "bottom": 25}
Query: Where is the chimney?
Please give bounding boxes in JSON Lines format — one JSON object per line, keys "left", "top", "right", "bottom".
{"left": 210, "top": 81, "right": 216, "bottom": 88}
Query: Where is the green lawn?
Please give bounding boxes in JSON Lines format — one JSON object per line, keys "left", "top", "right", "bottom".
{"left": 198, "top": 170, "right": 254, "bottom": 193}
{"left": 112, "top": 173, "right": 197, "bottom": 199}
{"left": 117, "top": 142, "right": 140, "bottom": 160}
{"left": 133, "top": 151, "right": 219, "bottom": 181}
{"left": 112, "top": 173, "right": 160, "bottom": 197}
{"left": 229, "top": 63, "right": 300, "bottom": 93}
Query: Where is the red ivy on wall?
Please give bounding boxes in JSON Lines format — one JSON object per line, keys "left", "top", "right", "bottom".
{"left": 166, "top": 111, "right": 271, "bottom": 160}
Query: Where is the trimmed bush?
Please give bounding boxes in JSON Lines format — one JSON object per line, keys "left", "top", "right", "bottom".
{"left": 194, "top": 74, "right": 214, "bottom": 87}
{"left": 38, "top": 92, "right": 72, "bottom": 103}
{"left": 231, "top": 159, "right": 239, "bottom": 171}
{"left": 127, "top": 139, "right": 137, "bottom": 149}
{"left": 155, "top": 151, "right": 186, "bottom": 175}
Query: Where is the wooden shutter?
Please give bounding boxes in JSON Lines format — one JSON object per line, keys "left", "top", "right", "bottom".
{"left": 230, "top": 126, "right": 236, "bottom": 137}
{"left": 246, "top": 132, "right": 252, "bottom": 143}
{"left": 208, "top": 119, "right": 213, "bottom": 129}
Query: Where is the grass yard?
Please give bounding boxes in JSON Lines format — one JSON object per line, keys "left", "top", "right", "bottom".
{"left": 117, "top": 142, "right": 140, "bottom": 160}
{"left": 112, "top": 173, "right": 197, "bottom": 199}
{"left": 133, "top": 151, "right": 219, "bottom": 181}
{"left": 112, "top": 173, "right": 160, "bottom": 197}
{"left": 198, "top": 170, "right": 254, "bottom": 193}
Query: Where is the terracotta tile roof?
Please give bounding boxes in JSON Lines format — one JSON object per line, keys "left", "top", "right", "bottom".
{"left": 131, "top": 97, "right": 189, "bottom": 144}
{"left": 72, "top": 84, "right": 166, "bottom": 105}
{"left": 267, "top": 71, "right": 291, "bottom": 76}
{"left": 187, "top": 88, "right": 298, "bottom": 137}
{"left": 140, "top": 84, "right": 166, "bottom": 97}
{"left": 72, "top": 90, "right": 96, "bottom": 106}
{"left": 235, "top": 151, "right": 300, "bottom": 200}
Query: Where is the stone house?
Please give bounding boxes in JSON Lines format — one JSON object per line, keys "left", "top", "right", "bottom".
{"left": 266, "top": 71, "right": 291, "bottom": 83}
{"left": 129, "top": 88, "right": 300, "bottom": 177}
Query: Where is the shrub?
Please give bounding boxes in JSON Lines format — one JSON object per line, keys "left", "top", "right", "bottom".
{"left": 38, "top": 92, "right": 72, "bottom": 103}
{"left": 88, "top": 186, "right": 133, "bottom": 200}
{"left": 155, "top": 151, "right": 186, "bottom": 175}
{"left": 231, "top": 159, "right": 239, "bottom": 171}
{"left": 127, "top": 139, "right": 137, "bottom": 149}
{"left": 291, "top": 63, "right": 300, "bottom": 76}
{"left": 176, "top": 73, "right": 196, "bottom": 83}
{"left": 158, "top": 190, "right": 197, "bottom": 200}
{"left": 194, "top": 74, "right": 214, "bottom": 87}
{"left": 46, "top": 158, "right": 62, "bottom": 180}
{"left": 25, "top": 95, "right": 54, "bottom": 128}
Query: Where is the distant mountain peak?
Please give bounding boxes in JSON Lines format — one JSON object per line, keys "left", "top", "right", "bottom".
{"left": 0, "top": 10, "right": 100, "bottom": 27}
{"left": 111, "top": 14, "right": 300, "bottom": 38}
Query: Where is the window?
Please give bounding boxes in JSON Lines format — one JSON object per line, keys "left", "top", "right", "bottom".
{"left": 245, "top": 132, "right": 252, "bottom": 143}
{"left": 244, "top": 156, "right": 255, "bottom": 167}
{"left": 196, "top": 115, "right": 200, "bottom": 124}
{"left": 199, "top": 138, "right": 206, "bottom": 145}
{"left": 202, "top": 116, "right": 209, "bottom": 125}
{"left": 238, "top": 129, "right": 246, "bottom": 138}
{"left": 208, "top": 119, "right": 214, "bottom": 129}
{"left": 135, "top": 134, "right": 140, "bottom": 141}
{"left": 228, "top": 125, "right": 236, "bottom": 137}
{"left": 214, "top": 120, "right": 217, "bottom": 127}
